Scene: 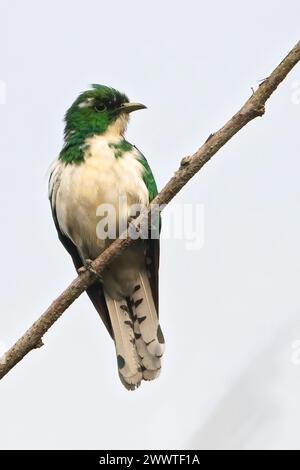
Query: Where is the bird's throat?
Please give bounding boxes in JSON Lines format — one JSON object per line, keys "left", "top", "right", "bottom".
{"left": 59, "top": 114, "right": 130, "bottom": 165}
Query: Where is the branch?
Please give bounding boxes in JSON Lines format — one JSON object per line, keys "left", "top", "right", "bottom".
{"left": 1, "top": 41, "right": 300, "bottom": 380}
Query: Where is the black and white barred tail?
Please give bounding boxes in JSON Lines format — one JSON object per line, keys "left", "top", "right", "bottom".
{"left": 104, "top": 270, "right": 165, "bottom": 390}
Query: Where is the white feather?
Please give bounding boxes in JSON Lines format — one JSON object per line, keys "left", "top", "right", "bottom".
{"left": 132, "top": 271, "right": 165, "bottom": 358}
{"left": 49, "top": 133, "right": 149, "bottom": 264}
{"left": 104, "top": 291, "right": 142, "bottom": 390}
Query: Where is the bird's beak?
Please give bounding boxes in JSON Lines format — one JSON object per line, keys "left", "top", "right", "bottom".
{"left": 117, "top": 102, "right": 147, "bottom": 114}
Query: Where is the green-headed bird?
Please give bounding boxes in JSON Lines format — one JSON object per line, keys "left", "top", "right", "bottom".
{"left": 49, "top": 85, "right": 165, "bottom": 390}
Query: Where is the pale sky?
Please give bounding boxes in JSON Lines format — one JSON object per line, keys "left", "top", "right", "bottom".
{"left": 0, "top": 0, "right": 300, "bottom": 450}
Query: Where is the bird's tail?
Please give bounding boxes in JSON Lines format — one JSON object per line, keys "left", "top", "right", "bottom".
{"left": 104, "top": 270, "right": 165, "bottom": 390}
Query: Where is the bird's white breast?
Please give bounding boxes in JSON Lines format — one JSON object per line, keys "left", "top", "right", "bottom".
{"left": 50, "top": 134, "right": 149, "bottom": 260}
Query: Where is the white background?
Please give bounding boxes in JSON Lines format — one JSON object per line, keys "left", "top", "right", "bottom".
{"left": 0, "top": 0, "right": 300, "bottom": 450}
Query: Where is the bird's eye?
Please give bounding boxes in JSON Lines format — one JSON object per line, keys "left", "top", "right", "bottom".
{"left": 94, "top": 103, "right": 107, "bottom": 112}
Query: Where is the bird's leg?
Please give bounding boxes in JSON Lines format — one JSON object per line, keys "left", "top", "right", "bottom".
{"left": 77, "top": 259, "right": 103, "bottom": 282}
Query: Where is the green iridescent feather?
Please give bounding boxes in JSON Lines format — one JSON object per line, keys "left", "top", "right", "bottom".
{"left": 107, "top": 140, "right": 158, "bottom": 202}
{"left": 137, "top": 152, "right": 158, "bottom": 202}
{"left": 59, "top": 84, "right": 129, "bottom": 164}
{"left": 109, "top": 140, "right": 134, "bottom": 158}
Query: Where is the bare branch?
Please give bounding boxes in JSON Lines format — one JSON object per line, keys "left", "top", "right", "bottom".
{"left": 1, "top": 41, "right": 299, "bottom": 380}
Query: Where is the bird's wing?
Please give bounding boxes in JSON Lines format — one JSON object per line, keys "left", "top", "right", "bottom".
{"left": 48, "top": 163, "right": 113, "bottom": 337}
{"left": 135, "top": 147, "right": 160, "bottom": 316}
{"left": 147, "top": 237, "right": 160, "bottom": 315}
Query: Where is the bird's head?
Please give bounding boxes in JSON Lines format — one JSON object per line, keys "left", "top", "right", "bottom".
{"left": 64, "top": 84, "right": 146, "bottom": 139}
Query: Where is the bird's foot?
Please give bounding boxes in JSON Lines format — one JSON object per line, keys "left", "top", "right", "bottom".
{"left": 78, "top": 259, "right": 103, "bottom": 282}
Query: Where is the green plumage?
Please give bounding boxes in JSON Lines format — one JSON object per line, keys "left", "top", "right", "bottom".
{"left": 109, "top": 140, "right": 133, "bottom": 158}
{"left": 60, "top": 84, "right": 129, "bottom": 164}
{"left": 108, "top": 140, "right": 158, "bottom": 201}
{"left": 59, "top": 84, "right": 158, "bottom": 204}
{"left": 138, "top": 153, "right": 158, "bottom": 202}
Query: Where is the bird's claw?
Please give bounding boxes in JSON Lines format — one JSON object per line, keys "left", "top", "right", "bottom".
{"left": 78, "top": 259, "right": 103, "bottom": 282}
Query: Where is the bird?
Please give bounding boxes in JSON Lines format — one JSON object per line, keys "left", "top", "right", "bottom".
{"left": 49, "top": 84, "right": 165, "bottom": 390}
